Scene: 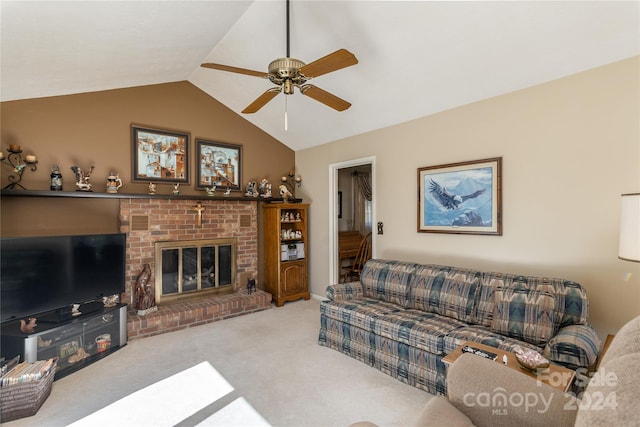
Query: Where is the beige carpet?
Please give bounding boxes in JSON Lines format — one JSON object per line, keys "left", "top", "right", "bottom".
{"left": 5, "top": 299, "right": 430, "bottom": 427}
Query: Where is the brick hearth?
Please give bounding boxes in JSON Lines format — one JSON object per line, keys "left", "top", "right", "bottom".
{"left": 127, "top": 288, "right": 272, "bottom": 340}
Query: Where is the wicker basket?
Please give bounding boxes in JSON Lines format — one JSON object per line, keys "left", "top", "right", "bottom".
{"left": 0, "top": 359, "right": 57, "bottom": 423}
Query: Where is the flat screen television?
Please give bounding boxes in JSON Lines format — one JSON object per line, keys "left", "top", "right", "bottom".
{"left": 1, "top": 233, "right": 126, "bottom": 323}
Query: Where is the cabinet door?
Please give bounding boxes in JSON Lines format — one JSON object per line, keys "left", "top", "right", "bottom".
{"left": 37, "top": 326, "right": 83, "bottom": 364}
{"left": 281, "top": 261, "right": 306, "bottom": 296}
{"left": 82, "top": 312, "right": 121, "bottom": 357}
{"left": 37, "top": 309, "right": 121, "bottom": 368}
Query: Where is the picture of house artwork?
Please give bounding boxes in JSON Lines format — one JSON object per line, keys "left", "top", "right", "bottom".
{"left": 136, "top": 131, "right": 186, "bottom": 180}
{"left": 199, "top": 146, "right": 239, "bottom": 188}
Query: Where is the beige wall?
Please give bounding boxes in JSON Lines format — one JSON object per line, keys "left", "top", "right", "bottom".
{"left": 0, "top": 81, "right": 294, "bottom": 236}
{"left": 296, "top": 56, "right": 640, "bottom": 339}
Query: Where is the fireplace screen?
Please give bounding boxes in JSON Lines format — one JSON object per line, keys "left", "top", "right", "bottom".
{"left": 155, "top": 239, "right": 235, "bottom": 303}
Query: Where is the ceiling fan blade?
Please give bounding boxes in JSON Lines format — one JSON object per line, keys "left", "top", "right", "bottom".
{"left": 242, "top": 88, "right": 282, "bottom": 114}
{"left": 300, "top": 84, "right": 351, "bottom": 111}
{"left": 201, "top": 63, "right": 268, "bottom": 78}
{"left": 298, "top": 49, "right": 358, "bottom": 78}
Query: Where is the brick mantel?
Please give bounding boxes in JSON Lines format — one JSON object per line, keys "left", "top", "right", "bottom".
{"left": 119, "top": 198, "right": 258, "bottom": 307}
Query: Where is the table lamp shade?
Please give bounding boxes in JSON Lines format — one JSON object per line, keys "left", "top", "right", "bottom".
{"left": 619, "top": 193, "right": 640, "bottom": 262}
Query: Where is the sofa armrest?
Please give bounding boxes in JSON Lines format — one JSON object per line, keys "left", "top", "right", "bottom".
{"left": 326, "top": 281, "right": 364, "bottom": 301}
{"left": 543, "top": 324, "right": 601, "bottom": 370}
{"left": 446, "top": 353, "right": 577, "bottom": 427}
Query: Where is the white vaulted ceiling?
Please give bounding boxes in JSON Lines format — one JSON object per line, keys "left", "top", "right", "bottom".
{"left": 1, "top": 1, "right": 638, "bottom": 151}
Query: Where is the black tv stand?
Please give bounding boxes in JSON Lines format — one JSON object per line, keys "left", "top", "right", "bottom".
{"left": 0, "top": 304, "right": 127, "bottom": 379}
{"left": 36, "top": 311, "right": 72, "bottom": 324}
{"left": 37, "top": 301, "right": 105, "bottom": 324}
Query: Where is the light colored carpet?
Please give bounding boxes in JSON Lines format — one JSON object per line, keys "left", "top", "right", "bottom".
{"left": 5, "top": 299, "right": 431, "bottom": 427}
{"left": 68, "top": 362, "right": 270, "bottom": 427}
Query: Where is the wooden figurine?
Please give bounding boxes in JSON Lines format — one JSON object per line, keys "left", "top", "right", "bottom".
{"left": 19, "top": 317, "right": 37, "bottom": 334}
{"left": 135, "top": 264, "right": 157, "bottom": 315}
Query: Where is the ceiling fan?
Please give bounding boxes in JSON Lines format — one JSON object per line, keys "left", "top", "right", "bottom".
{"left": 200, "top": 0, "right": 358, "bottom": 114}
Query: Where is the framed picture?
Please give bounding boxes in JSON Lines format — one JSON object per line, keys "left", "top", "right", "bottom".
{"left": 417, "top": 157, "right": 502, "bottom": 235}
{"left": 132, "top": 125, "right": 190, "bottom": 183}
{"left": 196, "top": 139, "right": 242, "bottom": 190}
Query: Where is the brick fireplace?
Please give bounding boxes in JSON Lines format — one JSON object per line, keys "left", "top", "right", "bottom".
{"left": 119, "top": 198, "right": 271, "bottom": 339}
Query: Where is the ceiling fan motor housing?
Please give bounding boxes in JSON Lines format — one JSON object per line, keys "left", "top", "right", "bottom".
{"left": 269, "top": 57, "right": 307, "bottom": 93}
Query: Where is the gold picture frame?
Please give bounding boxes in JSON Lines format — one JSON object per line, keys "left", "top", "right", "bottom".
{"left": 418, "top": 157, "right": 502, "bottom": 235}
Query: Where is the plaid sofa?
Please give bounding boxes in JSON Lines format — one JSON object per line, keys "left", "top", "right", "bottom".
{"left": 318, "top": 259, "right": 600, "bottom": 395}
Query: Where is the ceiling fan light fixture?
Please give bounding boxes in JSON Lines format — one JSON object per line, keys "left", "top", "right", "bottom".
{"left": 268, "top": 58, "right": 307, "bottom": 93}
{"left": 200, "top": 0, "right": 357, "bottom": 113}
{"left": 283, "top": 79, "right": 295, "bottom": 95}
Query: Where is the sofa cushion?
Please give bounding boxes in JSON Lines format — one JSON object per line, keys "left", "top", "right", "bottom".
{"left": 320, "top": 297, "right": 402, "bottom": 332}
{"left": 526, "top": 277, "right": 589, "bottom": 327}
{"left": 478, "top": 273, "right": 589, "bottom": 328}
{"left": 472, "top": 272, "right": 501, "bottom": 326}
{"left": 360, "top": 259, "right": 418, "bottom": 306}
{"left": 491, "top": 288, "right": 557, "bottom": 346}
{"left": 320, "top": 315, "right": 376, "bottom": 348}
{"left": 373, "top": 335, "right": 445, "bottom": 373}
{"left": 442, "top": 325, "right": 543, "bottom": 355}
{"left": 373, "top": 348, "right": 447, "bottom": 394}
{"left": 409, "top": 265, "right": 480, "bottom": 323}
{"left": 318, "top": 327, "right": 375, "bottom": 366}
{"left": 373, "top": 309, "right": 467, "bottom": 355}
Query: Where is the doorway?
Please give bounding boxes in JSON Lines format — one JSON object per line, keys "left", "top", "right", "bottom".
{"left": 328, "top": 157, "right": 375, "bottom": 284}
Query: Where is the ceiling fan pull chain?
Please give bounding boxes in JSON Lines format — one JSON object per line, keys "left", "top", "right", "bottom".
{"left": 285, "top": 95, "right": 289, "bottom": 131}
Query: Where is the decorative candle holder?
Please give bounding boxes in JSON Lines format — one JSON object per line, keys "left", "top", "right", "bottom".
{"left": 0, "top": 146, "right": 38, "bottom": 190}
{"left": 280, "top": 171, "right": 302, "bottom": 202}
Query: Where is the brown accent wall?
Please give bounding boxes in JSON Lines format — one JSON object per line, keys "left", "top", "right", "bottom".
{"left": 0, "top": 81, "right": 293, "bottom": 237}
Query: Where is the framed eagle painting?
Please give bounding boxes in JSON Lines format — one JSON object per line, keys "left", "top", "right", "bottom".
{"left": 417, "top": 157, "right": 502, "bottom": 235}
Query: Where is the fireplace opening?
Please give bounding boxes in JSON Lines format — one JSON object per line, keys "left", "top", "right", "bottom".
{"left": 154, "top": 239, "right": 236, "bottom": 304}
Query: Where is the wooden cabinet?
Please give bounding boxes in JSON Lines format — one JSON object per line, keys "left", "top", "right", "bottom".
{"left": 263, "top": 203, "right": 310, "bottom": 306}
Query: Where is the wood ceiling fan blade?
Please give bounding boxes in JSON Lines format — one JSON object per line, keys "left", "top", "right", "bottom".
{"left": 298, "top": 49, "right": 358, "bottom": 78}
{"left": 242, "top": 88, "right": 282, "bottom": 114}
{"left": 201, "top": 63, "right": 268, "bottom": 78}
{"left": 300, "top": 84, "right": 351, "bottom": 111}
